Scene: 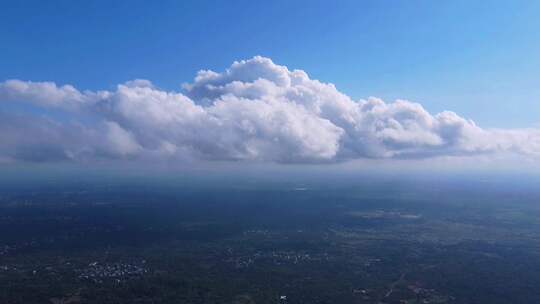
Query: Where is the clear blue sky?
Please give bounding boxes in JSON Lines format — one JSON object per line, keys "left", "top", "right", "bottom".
{"left": 1, "top": 0, "right": 539, "bottom": 128}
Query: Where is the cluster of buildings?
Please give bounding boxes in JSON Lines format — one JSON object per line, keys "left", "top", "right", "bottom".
{"left": 226, "top": 250, "right": 330, "bottom": 269}
{"left": 77, "top": 262, "right": 147, "bottom": 283}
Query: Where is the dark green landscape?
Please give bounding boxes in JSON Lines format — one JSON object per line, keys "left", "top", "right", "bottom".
{"left": 1, "top": 174, "right": 540, "bottom": 303}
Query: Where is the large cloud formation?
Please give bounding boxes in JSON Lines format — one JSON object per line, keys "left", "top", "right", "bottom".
{"left": 1, "top": 56, "right": 540, "bottom": 164}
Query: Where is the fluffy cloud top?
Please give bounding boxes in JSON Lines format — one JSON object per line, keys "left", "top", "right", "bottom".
{"left": 1, "top": 56, "right": 539, "bottom": 164}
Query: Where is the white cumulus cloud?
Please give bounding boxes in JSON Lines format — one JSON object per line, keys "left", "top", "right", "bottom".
{"left": 1, "top": 56, "right": 540, "bottom": 164}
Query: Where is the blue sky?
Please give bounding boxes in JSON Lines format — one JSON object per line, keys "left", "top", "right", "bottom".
{"left": 1, "top": 0, "right": 539, "bottom": 128}
{"left": 0, "top": 1, "right": 540, "bottom": 127}
{"left": 2, "top": 1, "right": 540, "bottom": 169}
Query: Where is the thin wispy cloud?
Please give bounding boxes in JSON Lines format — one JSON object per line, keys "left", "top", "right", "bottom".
{"left": 1, "top": 56, "right": 539, "bottom": 164}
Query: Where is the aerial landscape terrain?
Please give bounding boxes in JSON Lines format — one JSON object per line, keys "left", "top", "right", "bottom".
{"left": 2, "top": 172, "right": 540, "bottom": 303}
